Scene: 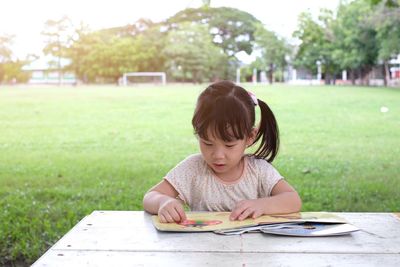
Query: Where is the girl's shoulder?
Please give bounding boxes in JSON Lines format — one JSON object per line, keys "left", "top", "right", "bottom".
{"left": 182, "top": 153, "right": 204, "bottom": 165}
{"left": 186, "top": 153, "right": 203, "bottom": 160}
{"left": 246, "top": 154, "right": 270, "bottom": 165}
{"left": 172, "top": 153, "right": 206, "bottom": 172}
{"left": 245, "top": 155, "right": 283, "bottom": 184}
{"left": 245, "top": 155, "right": 277, "bottom": 172}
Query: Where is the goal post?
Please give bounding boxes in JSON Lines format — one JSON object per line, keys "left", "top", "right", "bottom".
{"left": 122, "top": 72, "right": 167, "bottom": 86}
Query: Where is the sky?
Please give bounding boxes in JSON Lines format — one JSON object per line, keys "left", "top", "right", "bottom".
{"left": 0, "top": 0, "right": 341, "bottom": 59}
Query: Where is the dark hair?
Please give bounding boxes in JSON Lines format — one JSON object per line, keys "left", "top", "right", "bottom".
{"left": 192, "top": 80, "right": 279, "bottom": 162}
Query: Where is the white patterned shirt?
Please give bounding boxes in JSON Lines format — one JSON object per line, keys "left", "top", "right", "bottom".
{"left": 164, "top": 154, "right": 283, "bottom": 211}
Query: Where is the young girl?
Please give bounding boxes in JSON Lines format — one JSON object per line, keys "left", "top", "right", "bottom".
{"left": 143, "top": 80, "right": 301, "bottom": 223}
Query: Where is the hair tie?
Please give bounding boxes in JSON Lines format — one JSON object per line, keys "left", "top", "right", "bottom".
{"left": 248, "top": 91, "right": 258, "bottom": 106}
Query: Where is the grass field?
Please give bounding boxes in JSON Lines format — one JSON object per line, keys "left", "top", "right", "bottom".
{"left": 0, "top": 84, "right": 399, "bottom": 266}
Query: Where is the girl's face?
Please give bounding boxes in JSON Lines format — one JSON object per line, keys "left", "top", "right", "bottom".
{"left": 198, "top": 129, "right": 256, "bottom": 181}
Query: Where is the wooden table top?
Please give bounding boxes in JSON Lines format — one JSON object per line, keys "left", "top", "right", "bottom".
{"left": 32, "top": 211, "right": 400, "bottom": 267}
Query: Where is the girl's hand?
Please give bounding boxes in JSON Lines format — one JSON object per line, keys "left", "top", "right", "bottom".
{"left": 158, "top": 198, "right": 187, "bottom": 223}
{"left": 230, "top": 199, "right": 265, "bottom": 221}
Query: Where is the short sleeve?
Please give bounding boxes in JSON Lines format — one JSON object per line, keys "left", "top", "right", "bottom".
{"left": 256, "top": 160, "right": 284, "bottom": 197}
{"left": 164, "top": 154, "right": 203, "bottom": 205}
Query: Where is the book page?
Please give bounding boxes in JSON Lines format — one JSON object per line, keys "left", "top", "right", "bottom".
{"left": 152, "top": 212, "right": 346, "bottom": 232}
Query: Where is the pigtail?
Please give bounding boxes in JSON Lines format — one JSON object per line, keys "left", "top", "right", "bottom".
{"left": 252, "top": 99, "right": 279, "bottom": 162}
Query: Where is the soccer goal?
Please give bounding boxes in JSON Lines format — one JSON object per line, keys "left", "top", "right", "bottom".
{"left": 121, "top": 72, "right": 167, "bottom": 86}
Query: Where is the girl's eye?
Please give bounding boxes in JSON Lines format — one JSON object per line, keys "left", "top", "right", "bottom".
{"left": 203, "top": 142, "right": 213, "bottom": 146}
{"left": 226, "top": 144, "right": 236, "bottom": 148}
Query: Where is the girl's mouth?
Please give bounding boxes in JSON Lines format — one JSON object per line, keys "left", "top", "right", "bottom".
{"left": 213, "top": 163, "right": 225, "bottom": 169}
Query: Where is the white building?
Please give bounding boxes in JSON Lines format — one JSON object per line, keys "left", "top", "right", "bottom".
{"left": 22, "top": 56, "right": 77, "bottom": 85}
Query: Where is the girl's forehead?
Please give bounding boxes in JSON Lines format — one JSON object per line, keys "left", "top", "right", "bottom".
{"left": 200, "top": 135, "right": 239, "bottom": 143}
{"left": 208, "top": 126, "right": 233, "bottom": 136}
{"left": 201, "top": 127, "right": 240, "bottom": 142}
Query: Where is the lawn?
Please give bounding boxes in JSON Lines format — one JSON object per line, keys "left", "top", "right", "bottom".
{"left": 0, "top": 84, "right": 399, "bottom": 266}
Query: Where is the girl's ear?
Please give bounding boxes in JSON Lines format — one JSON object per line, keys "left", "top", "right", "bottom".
{"left": 247, "top": 128, "right": 258, "bottom": 146}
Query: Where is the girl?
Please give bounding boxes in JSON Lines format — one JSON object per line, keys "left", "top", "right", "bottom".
{"left": 143, "top": 80, "right": 301, "bottom": 223}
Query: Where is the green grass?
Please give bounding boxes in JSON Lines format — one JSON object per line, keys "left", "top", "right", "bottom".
{"left": 0, "top": 84, "right": 399, "bottom": 266}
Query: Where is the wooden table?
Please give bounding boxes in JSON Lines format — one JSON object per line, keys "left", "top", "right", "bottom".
{"left": 32, "top": 211, "right": 400, "bottom": 266}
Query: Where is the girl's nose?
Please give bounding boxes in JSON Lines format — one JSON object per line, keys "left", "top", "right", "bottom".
{"left": 212, "top": 147, "right": 225, "bottom": 159}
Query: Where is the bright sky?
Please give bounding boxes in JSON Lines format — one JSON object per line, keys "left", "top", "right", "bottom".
{"left": 0, "top": 0, "right": 341, "bottom": 59}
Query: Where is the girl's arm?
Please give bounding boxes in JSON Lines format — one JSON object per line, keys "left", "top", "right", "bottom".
{"left": 230, "top": 180, "right": 302, "bottom": 221}
{"left": 143, "top": 180, "right": 187, "bottom": 223}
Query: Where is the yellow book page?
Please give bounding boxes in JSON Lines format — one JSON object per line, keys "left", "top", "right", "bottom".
{"left": 151, "top": 211, "right": 346, "bottom": 232}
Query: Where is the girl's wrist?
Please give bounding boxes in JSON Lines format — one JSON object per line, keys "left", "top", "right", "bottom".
{"left": 258, "top": 197, "right": 271, "bottom": 215}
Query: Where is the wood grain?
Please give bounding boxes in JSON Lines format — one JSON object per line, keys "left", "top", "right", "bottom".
{"left": 32, "top": 211, "right": 400, "bottom": 267}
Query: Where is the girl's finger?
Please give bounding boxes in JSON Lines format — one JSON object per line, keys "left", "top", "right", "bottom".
{"left": 230, "top": 205, "right": 247, "bottom": 221}
{"left": 175, "top": 205, "right": 187, "bottom": 222}
{"left": 163, "top": 212, "right": 174, "bottom": 223}
{"left": 252, "top": 210, "right": 262, "bottom": 219}
{"left": 169, "top": 208, "right": 182, "bottom": 222}
{"left": 238, "top": 208, "right": 253, "bottom": 221}
{"left": 159, "top": 214, "right": 166, "bottom": 223}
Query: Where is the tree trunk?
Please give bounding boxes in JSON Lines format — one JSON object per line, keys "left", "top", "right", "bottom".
{"left": 351, "top": 69, "right": 356, "bottom": 85}
{"left": 58, "top": 58, "right": 62, "bottom": 86}
{"left": 268, "top": 63, "right": 274, "bottom": 84}
{"left": 358, "top": 68, "right": 363, "bottom": 85}
{"left": 325, "top": 72, "right": 331, "bottom": 85}
{"left": 57, "top": 37, "right": 62, "bottom": 86}
{"left": 363, "top": 66, "right": 371, "bottom": 86}
{"left": 383, "top": 60, "right": 390, "bottom": 87}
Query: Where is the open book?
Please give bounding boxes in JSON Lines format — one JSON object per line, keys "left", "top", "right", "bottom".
{"left": 152, "top": 212, "right": 359, "bottom": 236}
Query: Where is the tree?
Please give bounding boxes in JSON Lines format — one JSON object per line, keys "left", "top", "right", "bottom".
{"left": 131, "top": 25, "right": 167, "bottom": 72}
{"left": 66, "top": 19, "right": 166, "bottom": 83}
{"left": 165, "top": 7, "right": 261, "bottom": 80}
{"left": 1, "top": 60, "right": 30, "bottom": 83}
{"left": 0, "top": 34, "right": 13, "bottom": 82}
{"left": 332, "top": 1, "right": 378, "bottom": 85}
{"left": 0, "top": 35, "right": 13, "bottom": 62}
{"left": 163, "top": 22, "right": 228, "bottom": 83}
{"left": 0, "top": 35, "right": 30, "bottom": 83}
{"left": 293, "top": 10, "right": 341, "bottom": 84}
{"left": 166, "top": 7, "right": 260, "bottom": 58}
{"left": 369, "top": 1, "right": 400, "bottom": 85}
{"left": 67, "top": 33, "right": 141, "bottom": 83}
{"left": 253, "top": 24, "right": 290, "bottom": 83}
{"left": 63, "top": 22, "right": 92, "bottom": 82}
{"left": 103, "top": 18, "right": 167, "bottom": 72}
{"left": 369, "top": 0, "right": 399, "bottom": 7}
{"left": 202, "top": 0, "right": 211, "bottom": 6}
{"left": 42, "top": 16, "right": 73, "bottom": 85}
{"left": 98, "top": 18, "right": 156, "bottom": 38}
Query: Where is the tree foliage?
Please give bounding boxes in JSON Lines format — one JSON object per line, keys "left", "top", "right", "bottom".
{"left": 41, "top": 16, "right": 74, "bottom": 84}
{"left": 369, "top": 0, "right": 399, "bottom": 7}
{"left": 332, "top": 0, "right": 378, "bottom": 84}
{"left": 163, "top": 23, "right": 228, "bottom": 82}
{"left": 0, "top": 35, "right": 30, "bottom": 83}
{"left": 0, "top": 35, "right": 13, "bottom": 63}
{"left": 65, "top": 20, "right": 166, "bottom": 83}
{"left": 60, "top": 6, "right": 261, "bottom": 83}
{"left": 32, "top": 1, "right": 400, "bottom": 85}
{"left": 254, "top": 23, "right": 290, "bottom": 83}
{"left": 166, "top": 7, "right": 261, "bottom": 57}
{"left": 369, "top": 1, "right": 400, "bottom": 85}
{"left": 292, "top": 0, "right": 400, "bottom": 86}
{"left": 42, "top": 16, "right": 73, "bottom": 66}
{"left": 293, "top": 9, "right": 342, "bottom": 84}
